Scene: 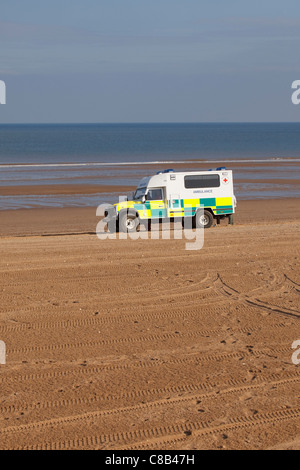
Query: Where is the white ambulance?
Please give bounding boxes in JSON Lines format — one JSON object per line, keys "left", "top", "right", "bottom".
{"left": 104, "top": 167, "right": 237, "bottom": 232}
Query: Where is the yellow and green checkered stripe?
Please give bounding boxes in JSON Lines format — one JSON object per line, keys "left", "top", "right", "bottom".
{"left": 167, "top": 197, "right": 233, "bottom": 218}
{"left": 116, "top": 197, "right": 233, "bottom": 219}
{"left": 132, "top": 197, "right": 234, "bottom": 219}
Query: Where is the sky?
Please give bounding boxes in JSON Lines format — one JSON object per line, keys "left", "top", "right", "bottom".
{"left": 0, "top": 0, "right": 300, "bottom": 123}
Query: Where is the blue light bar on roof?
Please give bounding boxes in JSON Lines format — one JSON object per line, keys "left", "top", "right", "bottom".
{"left": 157, "top": 169, "right": 174, "bottom": 174}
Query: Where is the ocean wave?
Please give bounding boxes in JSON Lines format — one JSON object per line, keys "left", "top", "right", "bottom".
{"left": 1, "top": 158, "right": 300, "bottom": 169}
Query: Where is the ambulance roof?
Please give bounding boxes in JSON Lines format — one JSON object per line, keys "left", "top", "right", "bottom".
{"left": 137, "top": 168, "right": 232, "bottom": 189}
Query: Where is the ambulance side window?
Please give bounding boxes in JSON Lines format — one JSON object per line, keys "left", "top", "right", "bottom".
{"left": 184, "top": 174, "right": 220, "bottom": 189}
{"left": 146, "top": 188, "right": 164, "bottom": 201}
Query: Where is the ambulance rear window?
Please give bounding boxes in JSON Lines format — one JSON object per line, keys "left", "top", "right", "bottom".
{"left": 184, "top": 174, "right": 220, "bottom": 189}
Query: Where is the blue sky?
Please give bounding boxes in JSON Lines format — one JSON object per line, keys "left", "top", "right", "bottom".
{"left": 0, "top": 0, "right": 300, "bottom": 123}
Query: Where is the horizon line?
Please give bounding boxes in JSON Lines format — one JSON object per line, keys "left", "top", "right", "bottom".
{"left": 0, "top": 121, "right": 300, "bottom": 126}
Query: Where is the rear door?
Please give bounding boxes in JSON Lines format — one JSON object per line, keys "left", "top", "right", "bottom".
{"left": 169, "top": 194, "right": 183, "bottom": 218}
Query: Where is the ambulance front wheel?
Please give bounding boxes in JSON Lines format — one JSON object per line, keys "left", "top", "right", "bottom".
{"left": 119, "top": 212, "right": 139, "bottom": 233}
{"left": 195, "top": 210, "right": 213, "bottom": 229}
{"left": 107, "top": 220, "right": 118, "bottom": 233}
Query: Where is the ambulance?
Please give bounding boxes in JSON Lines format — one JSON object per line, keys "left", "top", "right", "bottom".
{"left": 104, "top": 168, "right": 237, "bottom": 232}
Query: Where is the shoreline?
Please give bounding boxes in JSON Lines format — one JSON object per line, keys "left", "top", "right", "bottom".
{"left": 1, "top": 158, "right": 300, "bottom": 167}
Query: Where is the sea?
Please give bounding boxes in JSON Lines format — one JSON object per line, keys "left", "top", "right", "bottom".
{"left": 0, "top": 123, "right": 300, "bottom": 210}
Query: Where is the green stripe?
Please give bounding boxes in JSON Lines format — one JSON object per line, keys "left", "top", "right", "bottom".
{"left": 199, "top": 198, "right": 216, "bottom": 207}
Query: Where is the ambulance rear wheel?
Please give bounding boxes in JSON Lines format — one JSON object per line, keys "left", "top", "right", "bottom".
{"left": 195, "top": 210, "right": 213, "bottom": 229}
{"left": 228, "top": 214, "right": 234, "bottom": 225}
{"left": 119, "top": 212, "right": 139, "bottom": 233}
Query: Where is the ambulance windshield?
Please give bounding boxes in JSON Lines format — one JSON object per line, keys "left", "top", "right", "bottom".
{"left": 134, "top": 187, "right": 147, "bottom": 201}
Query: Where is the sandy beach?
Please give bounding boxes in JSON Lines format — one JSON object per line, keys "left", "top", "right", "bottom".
{"left": 0, "top": 197, "right": 299, "bottom": 450}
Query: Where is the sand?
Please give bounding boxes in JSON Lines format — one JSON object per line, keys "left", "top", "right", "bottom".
{"left": 0, "top": 198, "right": 298, "bottom": 237}
{"left": 0, "top": 198, "right": 299, "bottom": 450}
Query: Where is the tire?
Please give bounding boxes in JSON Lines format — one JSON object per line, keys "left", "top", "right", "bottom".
{"left": 119, "top": 211, "right": 139, "bottom": 233}
{"left": 144, "top": 219, "right": 152, "bottom": 232}
{"left": 195, "top": 210, "right": 214, "bottom": 229}
{"left": 182, "top": 216, "right": 193, "bottom": 229}
{"left": 107, "top": 219, "right": 118, "bottom": 233}
{"left": 228, "top": 214, "right": 234, "bottom": 225}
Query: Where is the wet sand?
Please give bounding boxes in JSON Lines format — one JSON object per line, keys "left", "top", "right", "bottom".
{"left": 1, "top": 178, "right": 299, "bottom": 198}
{"left": 0, "top": 184, "right": 135, "bottom": 197}
{"left": 0, "top": 198, "right": 299, "bottom": 450}
{"left": 1, "top": 160, "right": 300, "bottom": 207}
